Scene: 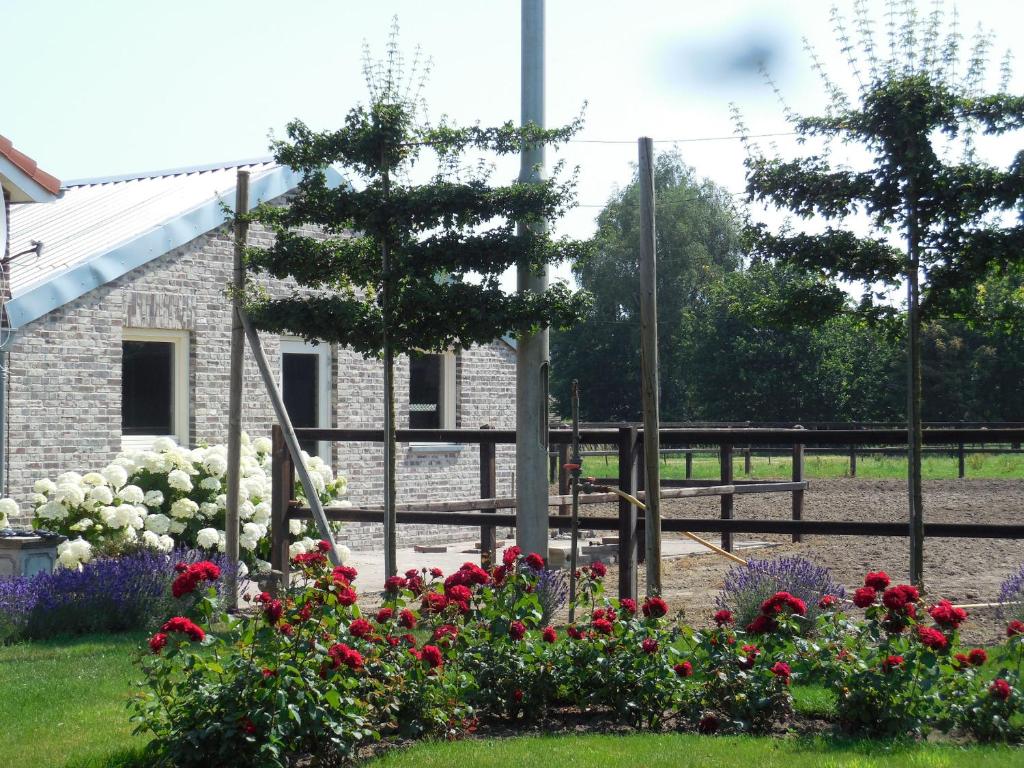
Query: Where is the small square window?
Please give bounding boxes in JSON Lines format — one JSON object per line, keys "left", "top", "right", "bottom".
{"left": 121, "top": 329, "right": 189, "bottom": 449}
{"left": 409, "top": 351, "right": 456, "bottom": 430}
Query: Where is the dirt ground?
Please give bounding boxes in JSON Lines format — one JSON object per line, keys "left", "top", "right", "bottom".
{"left": 589, "top": 478, "right": 1023, "bottom": 645}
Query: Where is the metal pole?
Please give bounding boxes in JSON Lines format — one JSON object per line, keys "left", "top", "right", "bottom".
{"left": 568, "top": 380, "right": 581, "bottom": 624}
{"left": 515, "top": 0, "right": 550, "bottom": 558}
{"left": 239, "top": 312, "right": 342, "bottom": 567}
{"left": 224, "top": 170, "right": 249, "bottom": 609}
{"left": 637, "top": 136, "right": 661, "bottom": 596}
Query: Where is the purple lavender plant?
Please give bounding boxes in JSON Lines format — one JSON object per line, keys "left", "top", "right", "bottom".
{"left": 534, "top": 567, "right": 569, "bottom": 625}
{"left": 0, "top": 548, "right": 234, "bottom": 642}
{"left": 717, "top": 556, "right": 845, "bottom": 633}
{"left": 997, "top": 564, "right": 1024, "bottom": 623}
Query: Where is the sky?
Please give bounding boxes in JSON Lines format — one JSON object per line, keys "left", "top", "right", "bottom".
{"left": 4, "top": 0, "right": 1022, "bottom": 289}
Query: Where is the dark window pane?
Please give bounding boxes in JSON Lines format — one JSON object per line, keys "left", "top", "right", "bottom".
{"left": 283, "top": 353, "right": 319, "bottom": 455}
{"left": 409, "top": 353, "right": 441, "bottom": 429}
{"left": 123, "top": 341, "right": 173, "bottom": 435}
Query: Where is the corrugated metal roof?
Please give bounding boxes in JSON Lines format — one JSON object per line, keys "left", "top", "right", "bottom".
{"left": 7, "top": 158, "right": 278, "bottom": 297}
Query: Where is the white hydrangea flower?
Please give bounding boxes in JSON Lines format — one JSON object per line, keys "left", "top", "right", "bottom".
{"left": 253, "top": 436, "right": 272, "bottom": 454}
{"left": 255, "top": 559, "right": 272, "bottom": 574}
{"left": 215, "top": 493, "right": 227, "bottom": 510}
{"left": 141, "top": 530, "right": 161, "bottom": 549}
{"left": 56, "top": 483, "right": 86, "bottom": 507}
{"left": 216, "top": 530, "right": 227, "bottom": 553}
{"left": 121, "top": 525, "right": 138, "bottom": 543}
{"left": 170, "top": 498, "right": 199, "bottom": 519}
{"left": 152, "top": 437, "right": 177, "bottom": 452}
{"left": 69, "top": 517, "right": 93, "bottom": 532}
{"left": 143, "top": 490, "right": 165, "bottom": 508}
{"left": 143, "top": 452, "right": 170, "bottom": 474}
{"left": 288, "top": 519, "right": 304, "bottom": 536}
{"left": 196, "top": 527, "right": 219, "bottom": 549}
{"left": 144, "top": 513, "right": 171, "bottom": 534}
{"left": 56, "top": 471, "right": 84, "bottom": 485}
{"left": 168, "top": 519, "right": 186, "bottom": 534}
{"left": 36, "top": 501, "right": 69, "bottom": 521}
{"left": 0, "top": 498, "right": 19, "bottom": 520}
{"left": 100, "top": 505, "right": 131, "bottom": 530}
{"left": 101, "top": 464, "right": 128, "bottom": 489}
{"left": 127, "top": 506, "right": 147, "bottom": 529}
{"left": 87, "top": 485, "right": 114, "bottom": 505}
{"left": 34, "top": 478, "right": 57, "bottom": 495}
{"left": 117, "top": 485, "right": 145, "bottom": 504}
{"left": 335, "top": 544, "right": 352, "bottom": 564}
{"left": 237, "top": 560, "right": 249, "bottom": 578}
{"left": 30, "top": 493, "right": 47, "bottom": 506}
{"left": 82, "top": 472, "right": 106, "bottom": 486}
{"left": 56, "top": 537, "right": 93, "bottom": 569}
{"left": 252, "top": 501, "right": 271, "bottom": 526}
{"left": 157, "top": 534, "right": 175, "bottom": 552}
{"left": 199, "top": 476, "right": 221, "bottom": 491}
{"left": 203, "top": 453, "right": 228, "bottom": 478}
{"left": 239, "top": 500, "right": 255, "bottom": 520}
{"left": 167, "top": 469, "right": 192, "bottom": 492}
{"left": 199, "top": 502, "right": 219, "bottom": 519}
{"left": 113, "top": 456, "right": 137, "bottom": 473}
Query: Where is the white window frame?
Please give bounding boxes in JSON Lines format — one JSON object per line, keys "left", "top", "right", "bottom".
{"left": 409, "top": 350, "right": 460, "bottom": 453}
{"left": 280, "top": 338, "right": 332, "bottom": 462}
{"left": 121, "top": 328, "right": 190, "bottom": 451}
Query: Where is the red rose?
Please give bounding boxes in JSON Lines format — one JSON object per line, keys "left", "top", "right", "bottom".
{"left": 502, "top": 546, "right": 522, "bottom": 567}
{"left": 642, "top": 596, "right": 668, "bottom": 619}
{"left": 337, "top": 586, "right": 358, "bottom": 606}
{"left": 429, "top": 567, "right": 444, "bottom": 578}
{"left": 171, "top": 572, "right": 198, "bottom": 598}
{"left": 173, "top": 562, "right": 188, "bottom": 573}
{"left": 509, "top": 620, "right": 527, "bottom": 641}
{"left": 567, "top": 625, "right": 584, "bottom": 640}
{"left": 317, "top": 540, "right": 332, "bottom": 552}
{"left": 916, "top": 625, "right": 948, "bottom": 651}
{"left": 261, "top": 668, "right": 276, "bottom": 679}
{"left": 328, "top": 642, "right": 363, "bottom": 670}
{"left": 592, "top": 618, "right": 614, "bottom": 635}
{"left": 148, "top": 632, "right": 168, "bottom": 654}
{"left": 278, "top": 622, "right": 293, "bottom": 636}
{"left": 882, "top": 584, "right": 919, "bottom": 611}
{"left": 641, "top": 638, "right": 659, "bottom": 654}
{"left": 257, "top": 591, "right": 272, "bottom": 603}
{"left": 263, "top": 599, "right": 284, "bottom": 625}
{"left": 882, "top": 654, "right": 904, "bottom": 672}
{"left": 525, "top": 553, "right": 545, "bottom": 570}
{"left": 588, "top": 561, "right": 607, "bottom": 579}
{"left": 928, "top": 599, "right": 967, "bottom": 630}
{"left": 542, "top": 626, "right": 558, "bottom": 643}
{"left": 746, "top": 614, "right": 776, "bottom": 634}
{"left": 333, "top": 565, "right": 358, "bottom": 583}
{"left": 864, "top": 571, "right": 891, "bottom": 590}
{"left": 375, "top": 607, "right": 394, "bottom": 623}
{"left": 713, "top": 609, "right": 734, "bottom": 626}
{"left": 853, "top": 586, "right": 877, "bottom": 608}
{"left": 292, "top": 551, "right": 327, "bottom": 567}
{"left": 349, "top": 618, "right": 372, "bottom": 638}
{"left": 241, "top": 717, "right": 257, "bottom": 734}
{"left": 161, "top": 616, "right": 205, "bottom": 642}
{"left": 402, "top": 633, "right": 417, "bottom": 647}
{"left": 398, "top": 609, "right": 417, "bottom": 629}
{"left": 818, "top": 595, "right": 838, "bottom": 610}
{"left": 990, "top": 678, "right": 1012, "bottom": 701}
{"left": 384, "top": 576, "right": 406, "bottom": 593}
{"left": 433, "top": 624, "right": 459, "bottom": 643}
{"left": 771, "top": 661, "right": 791, "bottom": 681}
{"left": 674, "top": 661, "right": 693, "bottom": 677}
{"left": 967, "top": 648, "right": 988, "bottom": 666}
{"left": 513, "top": 688, "right": 524, "bottom": 703}
{"left": 422, "top": 592, "right": 448, "bottom": 614}
{"left": 761, "top": 591, "right": 806, "bottom": 617}
{"left": 614, "top": 598, "right": 634, "bottom": 616}
{"left": 421, "top": 644, "right": 444, "bottom": 669}
{"left": 1008, "top": 620, "right": 1024, "bottom": 637}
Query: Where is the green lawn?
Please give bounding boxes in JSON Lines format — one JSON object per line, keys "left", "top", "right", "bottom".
{"left": 0, "top": 634, "right": 149, "bottom": 768}
{"left": 582, "top": 451, "right": 1024, "bottom": 481}
{"left": 364, "top": 732, "right": 1024, "bottom": 767}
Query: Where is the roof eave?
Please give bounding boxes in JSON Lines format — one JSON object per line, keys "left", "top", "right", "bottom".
{"left": 0, "top": 155, "right": 60, "bottom": 204}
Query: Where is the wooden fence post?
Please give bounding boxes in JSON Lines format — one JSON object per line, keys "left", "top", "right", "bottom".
{"left": 958, "top": 442, "right": 965, "bottom": 479}
{"left": 270, "top": 424, "right": 294, "bottom": 596}
{"left": 849, "top": 446, "right": 857, "bottom": 478}
{"left": 744, "top": 446, "right": 752, "bottom": 475}
{"left": 685, "top": 446, "right": 693, "bottom": 479}
{"left": 719, "top": 444, "right": 734, "bottom": 552}
{"left": 557, "top": 443, "right": 570, "bottom": 518}
{"left": 479, "top": 426, "right": 497, "bottom": 568}
{"left": 617, "top": 426, "right": 639, "bottom": 602}
{"left": 635, "top": 442, "right": 647, "bottom": 566}
{"left": 792, "top": 443, "right": 805, "bottom": 543}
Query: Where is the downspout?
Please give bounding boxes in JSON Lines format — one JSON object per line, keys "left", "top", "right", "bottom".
{"left": 0, "top": 190, "right": 9, "bottom": 497}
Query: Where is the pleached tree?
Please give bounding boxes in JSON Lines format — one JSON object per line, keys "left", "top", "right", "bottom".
{"left": 243, "top": 25, "right": 590, "bottom": 577}
{"left": 742, "top": 0, "right": 1024, "bottom": 584}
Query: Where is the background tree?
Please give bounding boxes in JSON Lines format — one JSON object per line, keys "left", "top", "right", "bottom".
{"left": 245, "top": 28, "right": 589, "bottom": 576}
{"left": 551, "top": 153, "right": 744, "bottom": 421}
{"left": 741, "top": 0, "right": 1024, "bottom": 583}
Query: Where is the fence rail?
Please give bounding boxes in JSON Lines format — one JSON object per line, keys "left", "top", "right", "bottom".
{"left": 271, "top": 424, "right": 1024, "bottom": 601}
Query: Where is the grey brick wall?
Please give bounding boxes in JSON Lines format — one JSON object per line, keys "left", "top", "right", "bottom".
{"left": 6, "top": 210, "right": 518, "bottom": 550}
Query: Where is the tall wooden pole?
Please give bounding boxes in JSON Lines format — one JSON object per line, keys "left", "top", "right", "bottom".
{"left": 637, "top": 137, "right": 662, "bottom": 595}
{"left": 907, "top": 195, "right": 924, "bottom": 586}
{"left": 515, "top": 0, "right": 550, "bottom": 558}
{"left": 225, "top": 170, "right": 249, "bottom": 610}
{"left": 381, "top": 154, "right": 397, "bottom": 579}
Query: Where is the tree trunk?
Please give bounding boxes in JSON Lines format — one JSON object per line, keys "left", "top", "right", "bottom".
{"left": 383, "top": 344, "right": 397, "bottom": 578}
{"left": 907, "top": 215, "right": 925, "bottom": 587}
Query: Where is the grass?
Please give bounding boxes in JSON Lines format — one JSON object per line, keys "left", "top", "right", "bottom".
{"left": 363, "top": 732, "right": 1024, "bottom": 767}
{"left": 0, "top": 633, "right": 149, "bottom": 768}
{"left": 581, "top": 451, "right": 1024, "bottom": 481}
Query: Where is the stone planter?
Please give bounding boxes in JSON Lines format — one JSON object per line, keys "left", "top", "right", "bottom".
{"left": 0, "top": 530, "right": 67, "bottom": 577}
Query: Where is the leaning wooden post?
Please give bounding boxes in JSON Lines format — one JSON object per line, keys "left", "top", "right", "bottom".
{"left": 637, "top": 136, "right": 662, "bottom": 595}
{"left": 224, "top": 170, "right": 249, "bottom": 610}
{"left": 791, "top": 442, "right": 805, "bottom": 543}
{"left": 617, "top": 425, "right": 639, "bottom": 602}
{"left": 479, "top": 425, "right": 497, "bottom": 568}
{"left": 719, "top": 444, "right": 734, "bottom": 552}
{"left": 270, "top": 424, "right": 294, "bottom": 595}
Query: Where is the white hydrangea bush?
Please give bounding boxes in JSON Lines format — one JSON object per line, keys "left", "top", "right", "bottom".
{"left": 31, "top": 434, "right": 351, "bottom": 569}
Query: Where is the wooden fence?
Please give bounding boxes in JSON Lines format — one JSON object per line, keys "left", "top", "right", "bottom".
{"left": 271, "top": 425, "right": 1024, "bottom": 600}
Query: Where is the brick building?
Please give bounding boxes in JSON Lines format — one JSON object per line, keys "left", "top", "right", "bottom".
{"left": 4, "top": 158, "right": 517, "bottom": 549}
